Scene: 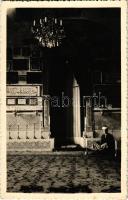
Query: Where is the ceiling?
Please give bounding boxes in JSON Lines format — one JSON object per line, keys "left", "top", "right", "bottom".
{"left": 7, "top": 8, "right": 121, "bottom": 72}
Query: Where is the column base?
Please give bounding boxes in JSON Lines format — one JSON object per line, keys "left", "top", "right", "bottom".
{"left": 66, "top": 136, "right": 84, "bottom": 147}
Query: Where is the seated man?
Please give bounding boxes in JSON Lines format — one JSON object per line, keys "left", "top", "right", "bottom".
{"left": 91, "top": 126, "right": 116, "bottom": 157}
{"left": 100, "top": 126, "right": 115, "bottom": 157}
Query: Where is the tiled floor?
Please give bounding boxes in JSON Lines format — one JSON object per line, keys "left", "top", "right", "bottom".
{"left": 7, "top": 153, "right": 121, "bottom": 193}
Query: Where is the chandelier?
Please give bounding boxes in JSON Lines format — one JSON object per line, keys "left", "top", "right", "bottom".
{"left": 31, "top": 17, "right": 66, "bottom": 48}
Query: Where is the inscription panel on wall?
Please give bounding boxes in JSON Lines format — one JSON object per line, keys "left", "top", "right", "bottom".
{"left": 7, "top": 85, "right": 40, "bottom": 97}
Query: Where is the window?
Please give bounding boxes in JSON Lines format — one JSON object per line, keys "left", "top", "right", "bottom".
{"left": 7, "top": 72, "right": 18, "bottom": 84}
{"left": 27, "top": 72, "right": 43, "bottom": 84}
{"left": 13, "top": 59, "right": 29, "bottom": 70}
{"left": 30, "top": 58, "right": 41, "bottom": 71}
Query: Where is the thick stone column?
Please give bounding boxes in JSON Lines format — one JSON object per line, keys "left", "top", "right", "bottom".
{"left": 73, "top": 77, "right": 81, "bottom": 144}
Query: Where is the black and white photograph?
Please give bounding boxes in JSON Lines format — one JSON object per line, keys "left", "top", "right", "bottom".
{"left": 0, "top": 1, "right": 127, "bottom": 199}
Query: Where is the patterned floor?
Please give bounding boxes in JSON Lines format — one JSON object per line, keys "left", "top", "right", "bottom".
{"left": 7, "top": 154, "right": 121, "bottom": 193}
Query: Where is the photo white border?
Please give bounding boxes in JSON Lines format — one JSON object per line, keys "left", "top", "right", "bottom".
{"left": 0, "top": 1, "right": 127, "bottom": 199}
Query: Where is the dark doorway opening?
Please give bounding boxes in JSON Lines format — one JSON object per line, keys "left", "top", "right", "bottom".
{"left": 48, "top": 55, "right": 73, "bottom": 148}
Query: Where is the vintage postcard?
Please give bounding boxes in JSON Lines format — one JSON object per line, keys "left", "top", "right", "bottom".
{"left": 0, "top": 1, "right": 127, "bottom": 199}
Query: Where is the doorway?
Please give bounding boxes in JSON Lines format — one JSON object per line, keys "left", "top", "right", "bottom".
{"left": 49, "top": 58, "right": 74, "bottom": 148}
{"left": 48, "top": 55, "right": 82, "bottom": 148}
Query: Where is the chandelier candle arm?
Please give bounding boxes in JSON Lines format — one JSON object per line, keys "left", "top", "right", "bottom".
{"left": 60, "top": 20, "right": 62, "bottom": 26}
{"left": 40, "top": 18, "right": 42, "bottom": 24}
{"left": 55, "top": 18, "right": 57, "bottom": 24}
{"left": 33, "top": 20, "right": 35, "bottom": 26}
{"left": 45, "top": 17, "right": 47, "bottom": 23}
